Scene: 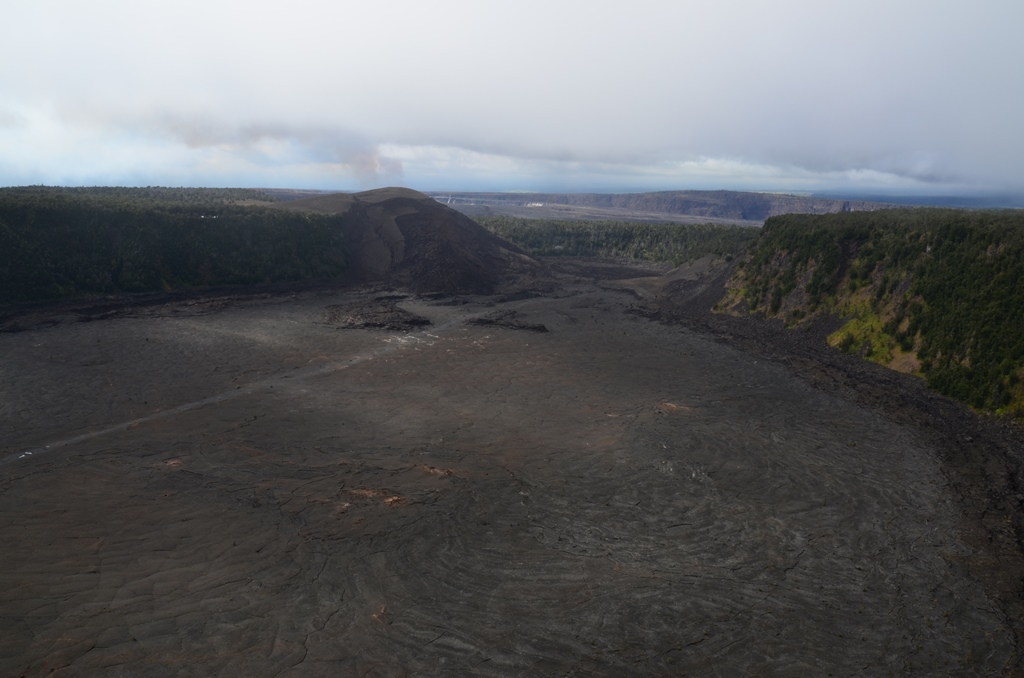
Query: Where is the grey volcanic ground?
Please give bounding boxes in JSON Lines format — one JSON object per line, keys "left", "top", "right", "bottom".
{"left": 1, "top": 263, "right": 1021, "bottom": 676}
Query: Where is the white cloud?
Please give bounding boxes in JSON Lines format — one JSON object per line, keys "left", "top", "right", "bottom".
{"left": 2, "top": 0, "right": 1022, "bottom": 194}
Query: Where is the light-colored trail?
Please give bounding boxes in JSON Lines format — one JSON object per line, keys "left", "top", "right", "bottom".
{"left": 1, "top": 320, "right": 458, "bottom": 468}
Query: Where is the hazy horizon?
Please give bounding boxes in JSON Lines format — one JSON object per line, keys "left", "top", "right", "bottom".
{"left": 3, "top": 1, "right": 1022, "bottom": 197}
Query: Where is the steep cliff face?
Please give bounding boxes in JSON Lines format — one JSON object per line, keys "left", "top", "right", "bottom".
{"left": 274, "top": 187, "right": 537, "bottom": 293}
{"left": 718, "top": 209, "right": 1024, "bottom": 416}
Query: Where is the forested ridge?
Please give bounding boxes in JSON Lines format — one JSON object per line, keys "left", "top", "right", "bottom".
{"left": 3, "top": 185, "right": 278, "bottom": 205}
{"left": 721, "top": 208, "right": 1024, "bottom": 416}
{"left": 0, "top": 186, "right": 347, "bottom": 304}
{"left": 476, "top": 216, "right": 759, "bottom": 263}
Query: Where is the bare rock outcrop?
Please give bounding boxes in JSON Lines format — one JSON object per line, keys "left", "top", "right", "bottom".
{"left": 322, "top": 296, "right": 431, "bottom": 331}
{"left": 275, "top": 187, "right": 539, "bottom": 294}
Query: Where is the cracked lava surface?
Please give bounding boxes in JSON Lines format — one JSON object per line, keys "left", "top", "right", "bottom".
{"left": 1, "top": 274, "right": 1020, "bottom": 676}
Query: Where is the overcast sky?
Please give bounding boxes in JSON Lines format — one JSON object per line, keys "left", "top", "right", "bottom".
{"left": 2, "top": 0, "right": 1022, "bottom": 195}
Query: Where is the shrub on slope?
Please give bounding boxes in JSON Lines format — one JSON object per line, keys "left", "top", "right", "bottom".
{"left": 720, "top": 209, "right": 1024, "bottom": 415}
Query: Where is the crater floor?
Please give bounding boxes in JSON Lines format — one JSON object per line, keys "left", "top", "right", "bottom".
{"left": 0, "top": 271, "right": 1019, "bottom": 676}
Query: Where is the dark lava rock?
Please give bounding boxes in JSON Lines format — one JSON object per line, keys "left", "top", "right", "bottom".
{"left": 274, "top": 187, "right": 540, "bottom": 295}
{"left": 494, "top": 289, "right": 548, "bottom": 303}
{"left": 323, "top": 299, "right": 431, "bottom": 331}
{"left": 466, "top": 310, "right": 548, "bottom": 333}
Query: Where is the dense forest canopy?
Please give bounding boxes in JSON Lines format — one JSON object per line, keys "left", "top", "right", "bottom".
{"left": 0, "top": 186, "right": 346, "bottom": 304}
{"left": 725, "top": 208, "right": 1024, "bottom": 416}
{"left": 475, "top": 216, "right": 760, "bottom": 264}
{"left": 0, "top": 185, "right": 278, "bottom": 205}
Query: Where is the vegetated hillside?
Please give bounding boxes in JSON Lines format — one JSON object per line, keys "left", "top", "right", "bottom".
{"left": 435, "top": 190, "right": 893, "bottom": 223}
{"left": 718, "top": 208, "right": 1024, "bottom": 416}
{"left": 0, "top": 186, "right": 347, "bottom": 305}
{"left": 7, "top": 185, "right": 279, "bottom": 205}
{"left": 0, "top": 186, "right": 539, "bottom": 306}
{"left": 476, "top": 216, "right": 760, "bottom": 264}
{"left": 274, "top": 187, "right": 537, "bottom": 294}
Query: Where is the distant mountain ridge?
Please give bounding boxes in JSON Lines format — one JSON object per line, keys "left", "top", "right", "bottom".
{"left": 428, "top": 190, "right": 895, "bottom": 224}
